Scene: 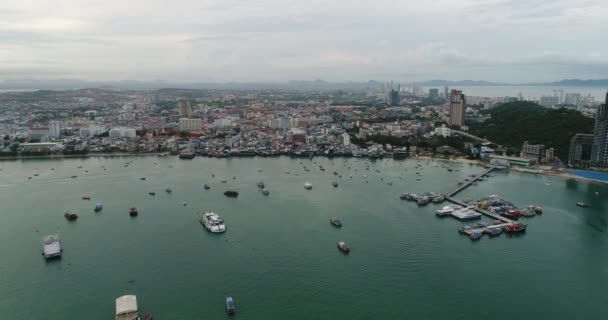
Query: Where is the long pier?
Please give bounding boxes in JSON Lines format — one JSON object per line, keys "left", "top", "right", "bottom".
{"left": 443, "top": 166, "right": 514, "bottom": 224}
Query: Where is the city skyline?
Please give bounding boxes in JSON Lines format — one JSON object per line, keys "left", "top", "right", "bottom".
{"left": 1, "top": 0, "right": 608, "bottom": 82}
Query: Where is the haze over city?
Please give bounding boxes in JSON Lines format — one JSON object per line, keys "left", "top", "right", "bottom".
{"left": 2, "top": 0, "right": 608, "bottom": 82}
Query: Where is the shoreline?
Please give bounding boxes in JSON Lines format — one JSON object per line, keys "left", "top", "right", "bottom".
{"left": 0, "top": 153, "right": 164, "bottom": 161}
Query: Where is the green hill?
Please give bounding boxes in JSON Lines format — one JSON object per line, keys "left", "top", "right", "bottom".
{"left": 469, "top": 101, "right": 595, "bottom": 160}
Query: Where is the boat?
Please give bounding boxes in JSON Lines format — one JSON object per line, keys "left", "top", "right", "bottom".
{"left": 94, "top": 203, "right": 103, "bottom": 212}
{"left": 257, "top": 181, "right": 265, "bottom": 188}
{"left": 337, "top": 241, "right": 350, "bottom": 253}
{"left": 458, "top": 225, "right": 472, "bottom": 234}
{"left": 304, "top": 182, "right": 312, "bottom": 190}
{"left": 165, "top": 188, "right": 172, "bottom": 193}
{"left": 261, "top": 188, "right": 270, "bottom": 195}
{"left": 417, "top": 197, "right": 431, "bottom": 206}
{"left": 81, "top": 196, "right": 91, "bottom": 200}
{"left": 221, "top": 180, "right": 227, "bottom": 183}
{"left": 436, "top": 206, "right": 455, "bottom": 216}
{"left": 484, "top": 227, "right": 503, "bottom": 237}
{"left": 432, "top": 196, "right": 445, "bottom": 203}
{"left": 144, "top": 314, "right": 153, "bottom": 320}
{"left": 469, "top": 231, "right": 483, "bottom": 241}
{"left": 115, "top": 295, "right": 140, "bottom": 320}
{"left": 140, "top": 177, "right": 146, "bottom": 180}
{"left": 576, "top": 202, "right": 588, "bottom": 208}
{"left": 203, "top": 184, "right": 210, "bottom": 190}
{"left": 71, "top": 175, "right": 77, "bottom": 178}
{"left": 257, "top": 168, "right": 263, "bottom": 172}
{"left": 200, "top": 211, "right": 226, "bottom": 233}
{"left": 226, "top": 297, "right": 236, "bottom": 315}
{"left": 400, "top": 193, "right": 413, "bottom": 200}
{"left": 42, "top": 234, "right": 62, "bottom": 259}
{"left": 333, "top": 171, "right": 338, "bottom": 175}
{"left": 129, "top": 207, "right": 138, "bottom": 217}
{"left": 503, "top": 223, "right": 527, "bottom": 233}
{"left": 224, "top": 190, "right": 239, "bottom": 197}
{"left": 148, "top": 192, "right": 155, "bottom": 196}
{"left": 179, "top": 151, "right": 195, "bottom": 159}
{"left": 64, "top": 212, "right": 78, "bottom": 221}
{"left": 330, "top": 217, "right": 342, "bottom": 227}
{"left": 332, "top": 181, "right": 338, "bottom": 187}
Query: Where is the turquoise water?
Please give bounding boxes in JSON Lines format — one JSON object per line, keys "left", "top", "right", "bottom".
{"left": 0, "top": 157, "right": 607, "bottom": 319}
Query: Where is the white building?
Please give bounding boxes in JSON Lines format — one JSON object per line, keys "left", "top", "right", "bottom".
{"left": 434, "top": 125, "right": 452, "bottom": 138}
{"left": 387, "top": 124, "right": 401, "bottom": 131}
{"left": 49, "top": 121, "right": 61, "bottom": 138}
{"left": 179, "top": 118, "right": 202, "bottom": 132}
{"left": 213, "top": 118, "right": 232, "bottom": 129}
{"left": 342, "top": 132, "right": 351, "bottom": 146}
{"left": 79, "top": 126, "right": 106, "bottom": 138}
{"left": 109, "top": 127, "right": 137, "bottom": 138}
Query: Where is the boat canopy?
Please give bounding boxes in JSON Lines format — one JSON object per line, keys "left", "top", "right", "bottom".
{"left": 115, "top": 295, "right": 138, "bottom": 315}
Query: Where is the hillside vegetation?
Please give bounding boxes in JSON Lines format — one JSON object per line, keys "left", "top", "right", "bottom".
{"left": 469, "top": 101, "right": 595, "bottom": 160}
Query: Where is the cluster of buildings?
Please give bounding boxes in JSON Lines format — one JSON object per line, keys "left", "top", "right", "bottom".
{"left": 568, "top": 92, "right": 608, "bottom": 169}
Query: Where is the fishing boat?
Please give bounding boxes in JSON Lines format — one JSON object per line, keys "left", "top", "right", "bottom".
{"left": 257, "top": 181, "right": 265, "bottom": 188}
{"left": 503, "top": 223, "right": 527, "bottom": 233}
{"left": 148, "top": 192, "right": 155, "bottom": 196}
{"left": 399, "top": 193, "right": 413, "bottom": 200}
{"left": 165, "top": 188, "right": 172, "bottom": 193}
{"left": 261, "top": 188, "right": 270, "bottom": 196}
{"left": 203, "top": 184, "right": 210, "bottom": 190}
{"left": 129, "top": 207, "right": 138, "bottom": 217}
{"left": 94, "top": 203, "right": 103, "bottom": 212}
{"left": 200, "top": 211, "right": 226, "bottom": 233}
{"left": 337, "top": 241, "right": 350, "bottom": 253}
{"left": 332, "top": 181, "right": 338, "bottom": 187}
{"left": 42, "top": 234, "right": 62, "bottom": 259}
{"left": 224, "top": 190, "right": 239, "bottom": 197}
{"left": 576, "top": 202, "right": 588, "bottom": 208}
{"left": 64, "top": 212, "right": 78, "bottom": 221}
{"left": 469, "top": 231, "right": 483, "bottom": 241}
{"left": 304, "top": 182, "right": 312, "bottom": 190}
{"left": 115, "top": 295, "right": 140, "bottom": 320}
{"left": 140, "top": 177, "right": 146, "bottom": 180}
{"left": 81, "top": 196, "right": 91, "bottom": 200}
{"left": 225, "top": 297, "right": 236, "bottom": 315}
{"left": 330, "top": 217, "right": 342, "bottom": 227}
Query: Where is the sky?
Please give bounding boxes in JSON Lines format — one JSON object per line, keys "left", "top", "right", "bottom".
{"left": 1, "top": 0, "right": 607, "bottom": 83}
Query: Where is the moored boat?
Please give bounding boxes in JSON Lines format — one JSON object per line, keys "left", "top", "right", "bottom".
{"left": 165, "top": 187, "right": 172, "bottom": 193}
{"left": 304, "top": 182, "right": 312, "bottom": 190}
{"left": 226, "top": 297, "right": 236, "bottom": 315}
{"left": 203, "top": 184, "right": 210, "bottom": 190}
{"left": 129, "top": 207, "right": 138, "bottom": 217}
{"left": 64, "top": 212, "right": 78, "bottom": 221}
{"left": 94, "top": 203, "right": 103, "bottom": 212}
{"left": 81, "top": 196, "right": 91, "bottom": 200}
{"left": 484, "top": 227, "right": 504, "bottom": 237}
{"left": 115, "top": 295, "right": 140, "bottom": 320}
{"left": 337, "top": 241, "right": 350, "bottom": 253}
{"left": 148, "top": 192, "right": 155, "bottom": 196}
{"left": 42, "top": 234, "right": 62, "bottom": 259}
{"left": 200, "top": 211, "right": 226, "bottom": 233}
{"left": 261, "top": 188, "right": 269, "bottom": 195}
{"left": 469, "top": 231, "right": 483, "bottom": 241}
{"left": 576, "top": 202, "right": 588, "bottom": 208}
{"left": 503, "top": 222, "right": 527, "bottom": 233}
{"left": 332, "top": 181, "right": 338, "bottom": 187}
{"left": 330, "top": 217, "right": 342, "bottom": 227}
{"left": 224, "top": 190, "right": 239, "bottom": 197}
{"left": 257, "top": 181, "right": 265, "bottom": 188}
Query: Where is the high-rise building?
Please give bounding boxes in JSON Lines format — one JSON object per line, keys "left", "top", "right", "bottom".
{"left": 178, "top": 118, "right": 202, "bottom": 132}
{"left": 177, "top": 100, "right": 193, "bottom": 118}
{"left": 590, "top": 92, "right": 608, "bottom": 168}
{"left": 520, "top": 141, "right": 545, "bottom": 162}
{"left": 448, "top": 90, "right": 466, "bottom": 126}
{"left": 49, "top": 121, "right": 61, "bottom": 138}
{"left": 539, "top": 96, "right": 559, "bottom": 107}
{"left": 429, "top": 88, "right": 439, "bottom": 98}
{"left": 443, "top": 86, "right": 449, "bottom": 99}
{"left": 568, "top": 133, "right": 594, "bottom": 167}
{"left": 388, "top": 89, "right": 399, "bottom": 106}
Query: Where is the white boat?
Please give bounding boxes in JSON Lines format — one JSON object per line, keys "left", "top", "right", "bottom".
{"left": 200, "top": 211, "right": 226, "bottom": 233}
{"left": 435, "top": 206, "right": 456, "bottom": 216}
{"left": 304, "top": 182, "right": 312, "bottom": 190}
{"left": 450, "top": 207, "right": 482, "bottom": 220}
{"left": 42, "top": 234, "right": 62, "bottom": 259}
{"left": 115, "top": 295, "right": 140, "bottom": 320}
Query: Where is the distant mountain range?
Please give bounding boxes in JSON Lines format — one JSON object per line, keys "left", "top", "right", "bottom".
{"left": 0, "top": 78, "right": 607, "bottom": 91}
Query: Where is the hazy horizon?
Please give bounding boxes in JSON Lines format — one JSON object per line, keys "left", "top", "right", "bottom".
{"left": 2, "top": 0, "right": 607, "bottom": 83}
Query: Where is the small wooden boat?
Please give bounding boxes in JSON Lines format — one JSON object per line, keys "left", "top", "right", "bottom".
{"left": 129, "top": 208, "right": 138, "bottom": 217}
{"left": 203, "top": 184, "right": 210, "bottom": 190}
{"left": 94, "top": 203, "right": 103, "bottom": 212}
{"left": 330, "top": 217, "right": 342, "bottom": 227}
{"left": 140, "top": 177, "right": 146, "bottom": 180}
{"left": 332, "top": 181, "right": 338, "bottom": 187}
{"left": 503, "top": 223, "right": 527, "bottom": 233}
{"left": 261, "top": 188, "right": 269, "bottom": 196}
{"left": 576, "top": 202, "right": 588, "bottom": 208}
{"left": 64, "top": 212, "right": 78, "bottom": 221}
{"left": 337, "top": 241, "right": 350, "bottom": 253}
{"left": 224, "top": 190, "right": 239, "bottom": 197}
{"left": 226, "top": 297, "right": 236, "bottom": 315}
{"left": 165, "top": 188, "right": 172, "bottom": 193}
{"left": 257, "top": 181, "right": 265, "bottom": 188}
{"left": 484, "top": 227, "right": 503, "bottom": 237}
{"left": 81, "top": 196, "right": 91, "bottom": 200}
{"left": 148, "top": 192, "right": 156, "bottom": 196}
{"left": 144, "top": 313, "right": 153, "bottom": 320}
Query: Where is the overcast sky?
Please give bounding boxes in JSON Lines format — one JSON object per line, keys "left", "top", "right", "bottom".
{"left": 1, "top": 0, "right": 607, "bottom": 83}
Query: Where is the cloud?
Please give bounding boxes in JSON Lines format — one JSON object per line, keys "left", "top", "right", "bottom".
{"left": 0, "top": 0, "right": 606, "bottom": 82}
